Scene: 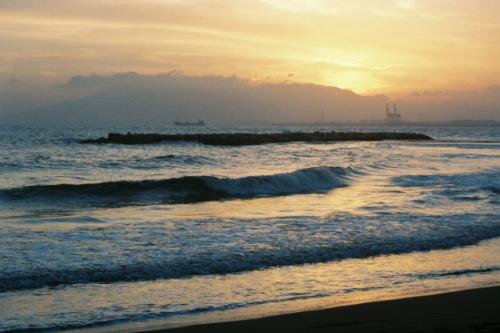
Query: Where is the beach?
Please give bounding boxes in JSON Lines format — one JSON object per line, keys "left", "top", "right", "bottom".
{"left": 1, "top": 125, "right": 499, "bottom": 332}
{"left": 145, "top": 286, "right": 500, "bottom": 333}
{"left": 2, "top": 1, "right": 500, "bottom": 331}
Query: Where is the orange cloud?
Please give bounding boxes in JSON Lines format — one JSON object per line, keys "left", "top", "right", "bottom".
{"left": 1, "top": 0, "right": 499, "bottom": 95}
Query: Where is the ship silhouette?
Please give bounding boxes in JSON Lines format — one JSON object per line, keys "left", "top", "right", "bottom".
{"left": 174, "top": 120, "right": 206, "bottom": 126}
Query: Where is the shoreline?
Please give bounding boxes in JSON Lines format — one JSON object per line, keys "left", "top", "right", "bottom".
{"left": 137, "top": 286, "right": 500, "bottom": 333}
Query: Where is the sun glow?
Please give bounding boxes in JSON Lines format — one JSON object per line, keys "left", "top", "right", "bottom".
{"left": 1, "top": 0, "right": 499, "bottom": 95}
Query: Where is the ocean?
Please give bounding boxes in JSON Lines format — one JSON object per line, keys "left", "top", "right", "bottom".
{"left": 0, "top": 125, "right": 499, "bottom": 332}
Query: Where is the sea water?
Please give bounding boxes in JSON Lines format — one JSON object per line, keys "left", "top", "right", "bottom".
{"left": 0, "top": 125, "right": 499, "bottom": 332}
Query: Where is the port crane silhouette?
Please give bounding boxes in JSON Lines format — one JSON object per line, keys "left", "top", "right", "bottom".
{"left": 385, "top": 103, "right": 402, "bottom": 123}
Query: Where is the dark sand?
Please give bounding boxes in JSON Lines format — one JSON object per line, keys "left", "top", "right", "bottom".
{"left": 140, "top": 286, "right": 500, "bottom": 333}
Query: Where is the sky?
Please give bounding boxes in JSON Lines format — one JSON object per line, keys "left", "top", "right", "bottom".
{"left": 1, "top": 0, "right": 499, "bottom": 95}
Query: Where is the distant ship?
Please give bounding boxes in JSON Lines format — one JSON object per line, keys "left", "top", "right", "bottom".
{"left": 385, "top": 103, "right": 402, "bottom": 124}
{"left": 174, "top": 120, "right": 206, "bottom": 126}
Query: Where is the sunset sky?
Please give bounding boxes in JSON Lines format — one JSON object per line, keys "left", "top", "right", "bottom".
{"left": 1, "top": 0, "right": 499, "bottom": 95}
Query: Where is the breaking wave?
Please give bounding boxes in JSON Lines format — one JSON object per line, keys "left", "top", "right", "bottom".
{"left": 1, "top": 216, "right": 498, "bottom": 292}
{"left": 0, "top": 166, "right": 354, "bottom": 207}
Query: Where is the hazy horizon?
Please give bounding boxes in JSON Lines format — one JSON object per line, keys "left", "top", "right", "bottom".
{"left": 1, "top": 71, "right": 499, "bottom": 125}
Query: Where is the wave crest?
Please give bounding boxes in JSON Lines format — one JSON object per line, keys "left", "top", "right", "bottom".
{"left": 1, "top": 166, "right": 354, "bottom": 207}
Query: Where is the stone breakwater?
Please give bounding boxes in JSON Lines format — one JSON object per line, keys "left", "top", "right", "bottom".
{"left": 82, "top": 131, "right": 433, "bottom": 146}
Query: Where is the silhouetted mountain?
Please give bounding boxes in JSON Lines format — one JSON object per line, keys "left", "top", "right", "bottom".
{"left": 2, "top": 73, "right": 387, "bottom": 126}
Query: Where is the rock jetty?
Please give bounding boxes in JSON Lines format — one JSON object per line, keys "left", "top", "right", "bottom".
{"left": 82, "top": 131, "right": 433, "bottom": 146}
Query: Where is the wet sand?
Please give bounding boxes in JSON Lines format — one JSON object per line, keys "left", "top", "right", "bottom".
{"left": 140, "top": 286, "right": 500, "bottom": 333}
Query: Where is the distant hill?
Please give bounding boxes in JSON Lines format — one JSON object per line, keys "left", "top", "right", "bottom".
{"left": 2, "top": 73, "right": 387, "bottom": 126}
